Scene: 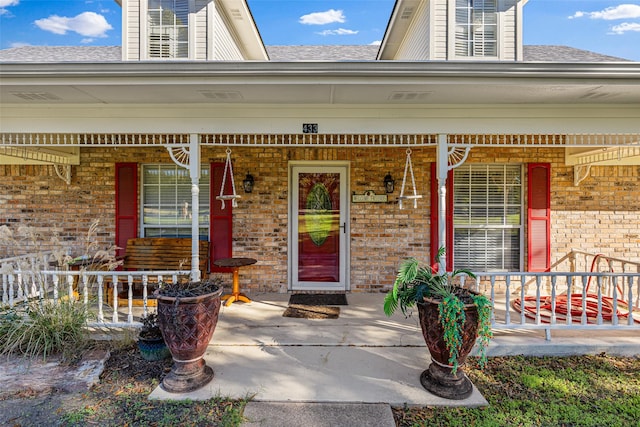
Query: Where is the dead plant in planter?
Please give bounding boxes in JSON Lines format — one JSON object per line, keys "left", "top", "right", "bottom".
{"left": 155, "top": 277, "right": 224, "bottom": 393}
{"left": 383, "top": 248, "right": 493, "bottom": 399}
{"left": 137, "top": 312, "right": 170, "bottom": 361}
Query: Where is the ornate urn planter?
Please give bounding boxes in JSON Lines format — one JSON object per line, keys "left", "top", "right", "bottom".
{"left": 417, "top": 296, "right": 480, "bottom": 400}
{"left": 384, "top": 253, "right": 493, "bottom": 401}
{"left": 157, "top": 282, "right": 223, "bottom": 393}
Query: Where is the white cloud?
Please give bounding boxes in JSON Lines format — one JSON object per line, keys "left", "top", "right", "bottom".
{"left": 609, "top": 21, "right": 640, "bottom": 34}
{"left": 316, "top": 28, "right": 358, "bottom": 36}
{"left": 10, "top": 41, "right": 31, "bottom": 48}
{"left": 370, "top": 40, "right": 382, "bottom": 46}
{"left": 34, "top": 11, "right": 113, "bottom": 37}
{"left": 570, "top": 4, "right": 640, "bottom": 20}
{"left": 0, "top": 0, "right": 19, "bottom": 15}
{"left": 299, "top": 9, "right": 345, "bottom": 25}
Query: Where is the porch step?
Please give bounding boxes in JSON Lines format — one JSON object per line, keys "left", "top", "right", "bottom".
{"left": 241, "top": 402, "right": 395, "bottom": 427}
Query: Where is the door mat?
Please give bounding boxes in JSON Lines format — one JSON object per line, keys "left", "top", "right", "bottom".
{"left": 282, "top": 304, "right": 340, "bottom": 319}
{"left": 288, "top": 293, "right": 348, "bottom": 306}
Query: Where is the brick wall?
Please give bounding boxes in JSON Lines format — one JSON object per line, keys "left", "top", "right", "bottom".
{"left": 1, "top": 144, "right": 638, "bottom": 293}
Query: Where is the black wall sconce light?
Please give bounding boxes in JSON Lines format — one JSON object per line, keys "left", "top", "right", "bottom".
{"left": 243, "top": 173, "right": 255, "bottom": 193}
{"left": 383, "top": 172, "right": 395, "bottom": 193}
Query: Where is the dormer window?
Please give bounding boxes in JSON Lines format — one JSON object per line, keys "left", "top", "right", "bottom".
{"left": 148, "top": 0, "right": 189, "bottom": 58}
{"left": 455, "top": 0, "right": 497, "bottom": 57}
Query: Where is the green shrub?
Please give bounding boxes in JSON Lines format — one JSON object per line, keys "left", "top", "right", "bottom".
{"left": 0, "top": 299, "right": 89, "bottom": 361}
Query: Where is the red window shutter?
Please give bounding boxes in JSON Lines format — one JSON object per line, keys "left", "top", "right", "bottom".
{"left": 527, "top": 163, "right": 551, "bottom": 272}
{"left": 210, "top": 162, "right": 233, "bottom": 272}
{"left": 430, "top": 163, "right": 454, "bottom": 270}
{"left": 115, "top": 163, "right": 138, "bottom": 258}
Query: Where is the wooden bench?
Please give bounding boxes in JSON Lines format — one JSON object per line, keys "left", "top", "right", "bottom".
{"left": 108, "top": 237, "right": 210, "bottom": 306}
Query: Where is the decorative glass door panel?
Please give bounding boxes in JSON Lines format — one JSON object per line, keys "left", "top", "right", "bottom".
{"left": 291, "top": 164, "right": 348, "bottom": 290}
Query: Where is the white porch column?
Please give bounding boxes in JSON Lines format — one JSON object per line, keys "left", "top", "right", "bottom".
{"left": 189, "top": 133, "right": 201, "bottom": 282}
{"left": 437, "top": 134, "right": 449, "bottom": 272}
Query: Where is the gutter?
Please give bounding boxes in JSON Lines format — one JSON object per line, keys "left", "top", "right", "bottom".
{"left": 2, "top": 61, "right": 640, "bottom": 81}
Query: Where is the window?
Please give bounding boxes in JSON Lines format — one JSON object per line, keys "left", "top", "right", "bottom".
{"left": 148, "top": 0, "right": 189, "bottom": 58}
{"left": 141, "top": 165, "right": 209, "bottom": 238}
{"left": 453, "top": 164, "right": 522, "bottom": 271}
{"left": 455, "top": 0, "right": 497, "bottom": 57}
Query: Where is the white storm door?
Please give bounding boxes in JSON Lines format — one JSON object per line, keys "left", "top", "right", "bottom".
{"left": 290, "top": 164, "right": 349, "bottom": 291}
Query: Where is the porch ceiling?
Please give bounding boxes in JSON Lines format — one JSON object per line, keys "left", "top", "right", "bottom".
{"left": 2, "top": 61, "right": 640, "bottom": 106}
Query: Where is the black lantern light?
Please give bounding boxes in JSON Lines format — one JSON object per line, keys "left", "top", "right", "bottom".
{"left": 383, "top": 172, "right": 395, "bottom": 193}
{"left": 242, "top": 172, "right": 255, "bottom": 193}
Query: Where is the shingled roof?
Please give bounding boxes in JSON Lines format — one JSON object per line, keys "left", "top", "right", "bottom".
{"left": 0, "top": 44, "right": 631, "bottom": 63}
{"left": 522, "top": 45, "right": 630, "bottom": 62}
{"left": 266, "top": 45, "right": 380, "bottom": 61}
{"left": 0, "top": 46, "right": 122, "bottom": 62}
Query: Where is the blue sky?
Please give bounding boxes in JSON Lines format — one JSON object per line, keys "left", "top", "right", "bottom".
{"left": 1, "top": 1, "right": 639, "bottom": 60}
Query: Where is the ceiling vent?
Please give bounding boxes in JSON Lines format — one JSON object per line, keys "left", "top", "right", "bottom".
{"left": 388, "top": 91, "right": 432, "bottom": 101}
{"left": 11, "top": 92, "right": 61, "bottom": 101}
{"left": 198, "top": 90, "right": 243, "bottom": 101}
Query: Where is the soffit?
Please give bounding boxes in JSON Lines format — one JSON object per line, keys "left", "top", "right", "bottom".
{"left": 1, "top": 62, "right": 639, "bottom": 106}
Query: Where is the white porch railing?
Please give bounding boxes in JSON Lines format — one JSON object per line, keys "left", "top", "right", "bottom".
{"left": 1, "top": 270, "right": 190, "bottom": 327}
{"left": 1, "top": 252, "right": 54, "bottom": 300}
{"left": 2, "top": 269, "right": 640, "bottom": 336}
{"left": 463, "top": 272, "right": 640, "bottom": 340}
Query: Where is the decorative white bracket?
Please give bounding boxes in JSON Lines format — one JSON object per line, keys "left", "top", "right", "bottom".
{"left": 447, "top": 145, "right": 471, "bottom": 171}
{"left": 573, "top": 164, "right": 592, "bottom": 186}
{"left": 167, "top": 146, "right": 190, "bottom": 168}
{"left": 53, "top": 164, "right": 71, "bottom": 185}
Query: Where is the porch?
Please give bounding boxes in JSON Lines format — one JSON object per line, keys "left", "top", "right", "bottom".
{"left": 149, "top": 292, "right": 639, "bottom": 405}
{"left": 1, "top": 265, "right": 639, "bottom": 406}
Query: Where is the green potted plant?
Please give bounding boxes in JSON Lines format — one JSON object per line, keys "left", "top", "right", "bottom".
{"left": 383, "top": 248, "right": 493, "bottom": 400}
{"left": 155, "top": 277, "right": 224, "bottom": 393}
{"left": 137, "top": 313, "right": 170, "bottom": 361}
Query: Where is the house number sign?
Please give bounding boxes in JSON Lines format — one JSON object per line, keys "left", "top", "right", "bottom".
{"left": 302, "top": 123, "right": 318, "bottom": 133}
{"left": 351, "top": 190, "right": 388, "bottom": 203}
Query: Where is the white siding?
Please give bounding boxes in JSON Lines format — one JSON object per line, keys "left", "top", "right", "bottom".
{"left": 214, "top": 11, "right": 243, "bottom": 60}
{"left": 501, "top": 0, "right": 519, "bottom": 60}
{"left": 395, "top": 0, "right": 430, "bottom": 59}
{"left": 432, "top": 0, "right": 448, "bottom": 60}
{"left": 194, "top": 0, "right": 208, "bottom": 59}
{"left": 124, "top": 0, "right": 141, "bottom": 61}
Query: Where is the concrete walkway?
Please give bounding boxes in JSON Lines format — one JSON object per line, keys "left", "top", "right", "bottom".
{"left": 148, "top": 292, "right": 640, "bottom": 426}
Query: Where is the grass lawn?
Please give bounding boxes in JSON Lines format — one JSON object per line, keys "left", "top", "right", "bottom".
{"left": 394, "top": 354, "right": 640, "bottom": 427}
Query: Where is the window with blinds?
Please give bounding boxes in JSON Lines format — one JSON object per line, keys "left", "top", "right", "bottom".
{"left": 142, "top": 165, "right": 209, "bottom": 238}
{"left": 148, "top": 0, "right": 189, "bottom": 58}
{"left": 453, "top": 164, "right": 522, "bottom": 271}
{"left": 455, "top": 0, "right": 498, "bottom": 57}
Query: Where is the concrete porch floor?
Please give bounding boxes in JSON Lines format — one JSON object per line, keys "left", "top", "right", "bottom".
{"left": 148, "top": 292, "right": 640, "bottom": 408}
